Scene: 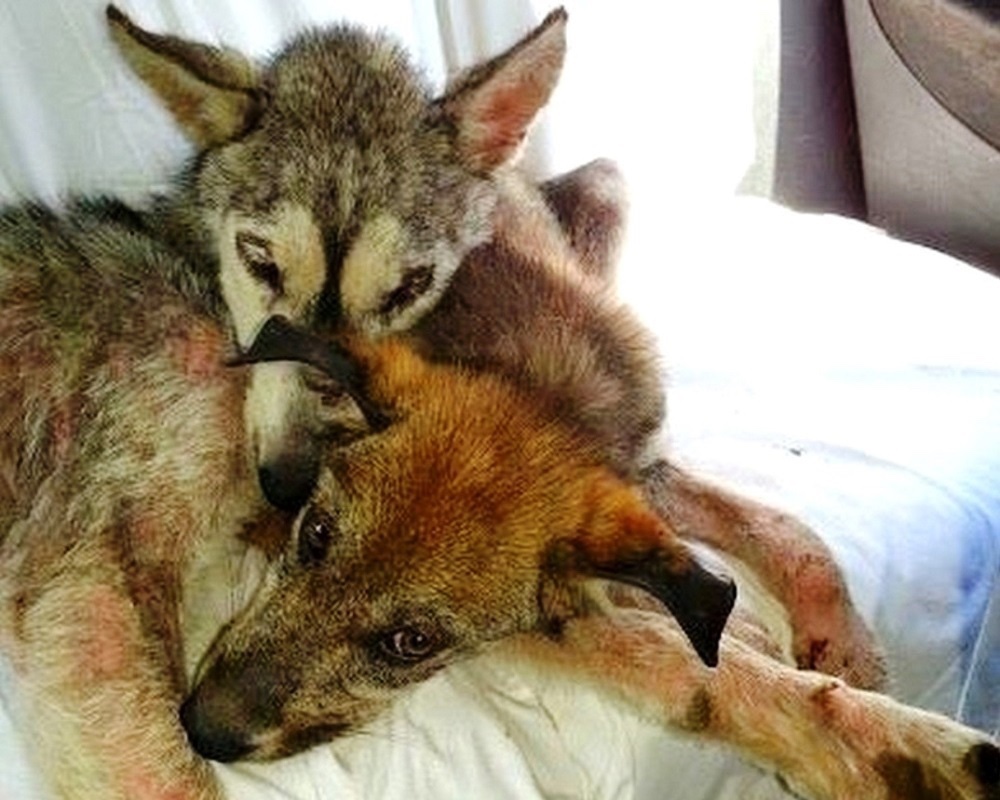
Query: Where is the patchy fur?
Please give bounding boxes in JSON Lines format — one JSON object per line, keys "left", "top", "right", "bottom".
{"left": 114, "top": 0, "right": 886, "bottom": 689}
{"left": 1, "top": 9, "right": 996, "bottom": 800}
{"left": 0, "top": 198, "right": 268, "bottom": 798}
{"left": 507, "top": 611, "right": 1000, "bottom": 800}
{"left": 107, "top": 7, "right": 568, "bottom": 507}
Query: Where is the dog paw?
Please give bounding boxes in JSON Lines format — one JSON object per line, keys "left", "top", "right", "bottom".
{"left": 786, "top": 549, "right": 888, "bottom": 690}
{"left": 792, "top": 605, "right": 888, "bottom": 691}
{"left": 871, "top": 738, "right": 1000, "bottom": 800}
{"left": 810, "top": 681, "right": 1000, "bottom": 800}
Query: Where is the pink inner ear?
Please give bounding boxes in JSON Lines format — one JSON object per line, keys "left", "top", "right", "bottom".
{"left": 470, "top": 86, "right": 534, "bottom": 168}
{"left": 449, "top": 11, "right": 566, "bottom": 171}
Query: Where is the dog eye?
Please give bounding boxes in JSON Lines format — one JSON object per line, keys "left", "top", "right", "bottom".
{"left": 236, "top": 232, "right": 284, "bottom": 295}
{"left": 302, "top": 369, "right": 348, "bottom": 408}
{"left": 378, "top": 265, "right": 434, "bottom": 316}
{"left": 297, "top": 506, "right": 335, "bottom": 565}
{"left": 378, "top": 627, "right": 437, "bottom": 663}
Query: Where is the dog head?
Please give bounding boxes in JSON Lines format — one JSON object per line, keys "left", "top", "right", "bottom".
{"left": 180, "top": 319, "right": 736, "bottom": 762}
{"left": 108, "top": 6, "right": 567, "bottom": 509}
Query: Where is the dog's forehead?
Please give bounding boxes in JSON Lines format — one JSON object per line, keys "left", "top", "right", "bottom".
{"left": 314, "top": 447, "right": 523, "bottom": 575}
{"left": 325, "top": 442, "right": 569, "bottom": 579}
{"left": 201, "top": 26, "right": 491, "bottom": 259}
{"left": 321, "top": 523, "right": 536, "bottom": 638}
{"left": 228, "top": 41, "right": 452, "bottom": 238}
{"left": 263, "top": 27, "right": 431, "bottom": 151}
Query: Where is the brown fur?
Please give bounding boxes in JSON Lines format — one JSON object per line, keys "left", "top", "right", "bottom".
{"left": 178, "top": 189, "right": 1000, "bottom": 798}
{"left": 0, "top": 8, "right": 996, "bottom": 800}
{"left": 0, "top": 200, "right": 260, "bottom": 799}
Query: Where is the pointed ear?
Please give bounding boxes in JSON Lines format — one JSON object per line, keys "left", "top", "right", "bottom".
{"left": 230, "top": 315, "right": 391, "bottom": 433}
{"left": 106, "top": 5, "right": 262, "bottom": 148}
{"left": 543, "top": 480, "right": 737, "bottom": 667}
{"left": 440, "top": 8, "right": 567, "bottom": 173}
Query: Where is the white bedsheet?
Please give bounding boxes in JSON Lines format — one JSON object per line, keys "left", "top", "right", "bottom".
{"left": 0, "top": 0, "right": 998, "bottom": 795}
{"left": 218, "top": 201, "right": 1000, "bottom": 797}
{"left": 2, "top": 196, "right": 996, "bottom": 798}
{"left": 207, "top": 200, "right": 1000, "bottom": 800}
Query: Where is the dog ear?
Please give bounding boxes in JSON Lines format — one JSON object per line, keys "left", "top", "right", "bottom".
{"left": 230, "top": 315, "right": 390, "bottom": 434}
{"left": 439, "top": 8, "right": 567, "bottom": 172}
{"left": 106, "top": 5, "right": 261, "bottom": 148}
{"left": 541, "top": 480, "right": 736, "bottom": 667}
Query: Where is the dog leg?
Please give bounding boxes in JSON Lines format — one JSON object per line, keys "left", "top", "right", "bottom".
{"left": 512, "top": 609, "right": 999, "bottom": 800}
{"left": 642, "top": 460, "right": 887, "bottom": 690}
{"left": 1, "top": 536, "right": 222, "bottom": 800}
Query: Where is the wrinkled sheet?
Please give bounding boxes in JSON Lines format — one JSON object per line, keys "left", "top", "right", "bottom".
{"left": 0, "top": 0, "right": 998, "bottom": 794}
{"left": 2, "top": 199, "right": 998, "bottom": 800}
{"left": 208, "top": 201, "right": 1000, "bottom": 800}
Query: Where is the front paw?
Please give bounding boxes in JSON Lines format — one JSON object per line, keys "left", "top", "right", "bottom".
{"left": 808, "top": 680, "right": 999, "bottom": 800}
{"left": 871, "top": 737, "right": 1000, "bottom": 800}
{"left": 791, "top": 604, "right": 888, "bottom": 691}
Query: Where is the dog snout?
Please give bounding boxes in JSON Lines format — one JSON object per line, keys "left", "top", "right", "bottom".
{"left": 180, "top": 690, "right": 255, "bottom": 763}
{"left": 258, "top": 455, "right": 318, "bottom": 512}
{"left": 182, "top": 651, "right": 294, "bottom": 763}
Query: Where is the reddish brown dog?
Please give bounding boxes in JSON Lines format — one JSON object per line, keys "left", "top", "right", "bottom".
{"left": 0, "top": 7, "right": 997, "bottom": 800}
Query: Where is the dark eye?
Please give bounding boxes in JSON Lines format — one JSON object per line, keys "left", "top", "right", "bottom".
{"left": 378, "top": 627, "right": 437, "bottom": 663}
{"left": 236, "top": 231, "right": 284, "bottom": 295}
{"left": 297, "top": 506, "right": 335, "bottom": 565}
{"left": 378, "top": 265, "right": 434, "bottom": 316}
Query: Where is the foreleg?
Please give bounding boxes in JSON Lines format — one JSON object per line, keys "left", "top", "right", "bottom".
{"left": 512, "top": 609, "right": 998, "bottom": 800}
{"left": 1, "top": 536, "right": 222, "bottom": 800}
{"left": 643, "top": 459, "right": 887, "bottom": 689}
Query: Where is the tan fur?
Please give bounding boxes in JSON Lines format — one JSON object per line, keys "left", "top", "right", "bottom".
{"left": 106, "top": 7, "right": 995, "bottom": 798}
{"left": 1, "top": 8, "right": 996, "bottom": 800}
{"left": 339, "top": 214, "right": 408, "bottom": 331}
{"left": 107, "top": 6, "right": 569, "bottom": 509}
{"left": 0, "top": 200, "right": 268, "bottom": 798}
{"left": 217, "top": 203, "right": 327, "bottom": 347}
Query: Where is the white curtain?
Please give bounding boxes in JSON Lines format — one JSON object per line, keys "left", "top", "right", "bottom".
{"left": 0, "top": 0, "right": 448, "bottom": 202}
{"left": 0, "top": 1, "right": 777, "bottom": 201}
{"left": 0, "top": 0, "right": 780, "bottom": 350}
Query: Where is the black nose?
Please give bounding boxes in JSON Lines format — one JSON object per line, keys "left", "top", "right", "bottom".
{"left": 180, "top": 693, "right": 254, "bottom": 763}
{"left": 258, "top": 458, "right": 317, "bottom": 512}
